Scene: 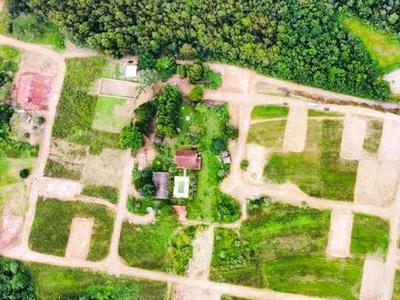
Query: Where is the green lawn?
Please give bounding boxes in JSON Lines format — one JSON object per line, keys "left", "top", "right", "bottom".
{"left": 265, "top": 120, "right": 358, "bottom": 201}
{"left": 26, "top": 262, "right": 167, "bottom": 299}
{"left": 12, "top": 14, "right": 64, "bottom": 50}
{"left": 251, "top": 105, "right": 289, "bottom": 119}
{"left": 29, "top": 198, "right": 114, "bottom": 261}
{"left": 393, "top": 271, "right": 400, "bottom": 300}
{"left": 93, "top": 96, "right": 130, "bottom": 133}
{"left": 44, "top": 159, "right": 82, "bottom": 181}
{"left": 211, "top": 202, "right": 363, "bottom": 299}
{"left": 82, "top": 185, "right": 119, "bottom": 204}
{"left": 351, "top": 214, "right": 389, "bottom": 256}
{"left": 308, "top": 109, "right": 342, "bottom": 117}
{"left": 247, "top": 120, "right": 286, "bottom": 149}
{"left": 343, "top": 16, "right": 400, "bottom": 72}
{"left": 363, "top": 119, "right": 383, "bottom": 153}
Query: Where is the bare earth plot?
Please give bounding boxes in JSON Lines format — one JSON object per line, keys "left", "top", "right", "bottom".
{"left": 65, "top": 217, "right": 94, "bottom": 260}
{"left": 360, "top": 256, "right": 386, "bottom": 300}
{"left": 378, "top": 119, "right": 400, "bottom": 162}
{"left": 97, "top": 78, "right": 139, "bottom": 99}
{"left": 187, "top": 226, "right": 214, "bottom": 280}
{"left": 38, "top": 177, "right": 82, "bottom": 199}
{"left": 283, "top": 103, "right": 308, "bottom": 152}
{"left": 326, "top": 211, "right": 353, "bottom": 258}
{"left": 209, "top": 63, "right": 251, "bottom": 93}
{"left": 173, "top": 285, "right": 221, "bottom": 300}
{"left": 245, "top": 143, "right": 269, "bottom": 183}
{"left": 340, "top": 114, "right": 368, "bottom": 160}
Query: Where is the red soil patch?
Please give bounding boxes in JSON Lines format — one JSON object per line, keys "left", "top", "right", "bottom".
{"left": 15, "top": 72, "right": 52, "bottom": 110}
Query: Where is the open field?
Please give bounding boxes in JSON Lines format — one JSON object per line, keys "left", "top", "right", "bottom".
{"left": 363, "top": 118, "right": 383, "bottom": 153}
{"left": 29, "top": 198, "right": 114, "bottom": 261}
{"left": 251, "top": 105, "right": 288, "bottom": 119}
{"left": 82, "top": 185, "right": 119, "bottom": 203}
{"left": 343, "top": 16, "right": 400, "bottom": 73}
{"left": 265, "top": 119, "right": 358, "bottom": 201}
{"left": 92, "top": 96, "right": 130, "bottom": 133}
{"left": 26, "top": 262, "right": 167, "bottom": 299}
{"left": 211, "top": 202, "right": 364, "bottom": 299}
{"left": 247, "top": 120, "right": 286, "bottom": 149}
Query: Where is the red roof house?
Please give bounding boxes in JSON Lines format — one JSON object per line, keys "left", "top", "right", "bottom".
{"left": 174, "top": 150, "right": 202, "bottom": 170}
{"left": 15, "top": 72, "right": 52, "bottom": 110}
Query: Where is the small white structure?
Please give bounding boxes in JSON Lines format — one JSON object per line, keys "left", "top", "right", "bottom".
{"left": 173, "top": 176, "right": 190, "bottom": 199}
{"left": 124, "top": 63, "right": 137, "bottom": 78}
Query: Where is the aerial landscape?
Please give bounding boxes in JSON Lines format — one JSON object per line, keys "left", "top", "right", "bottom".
{"left": 2, "top": 1, "right": 400, "bottom": 300}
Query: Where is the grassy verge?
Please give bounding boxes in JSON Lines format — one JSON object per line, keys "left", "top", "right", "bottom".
{"left": 93, "top": 96, "right": 130, "bottom": 132}
{"left": 265, "top": 120, "right": 358, "bottom": 201}
{"left": 363, "top": 119, "right": 383, "bottom": 153}
{"left": 211, "top": 202, "right": 363, "bottom": 299}
{"left": 82, "top": 185, "right": 119, "bottom": 203}
{"left": 168, "top": 226, "right": 197, "bottom": 275}
{"left": 351, "top": 214, "right": 389, "bottom": 256}
{"left": 247, "top": 120, "right": 286, "bottom": 149}
{"left": 394, "top": 271, "right": 400, "bottom": 300}
{"left": 251, "top": 105, "right": 289, "bottom": 119}
{"left": 29, "top": 198, "right": 114, "bottom": 261}
{"left": 308, "top": 109, "right": 342, "bottom": 117}
{"left": 44, "top": 159, "right": 81, "bottom": 181}
{"left": 343, "top": 16, "right": 400, "bottom": 73}
{"left": 26, "top": 262, "right": 167, "bottom": 299}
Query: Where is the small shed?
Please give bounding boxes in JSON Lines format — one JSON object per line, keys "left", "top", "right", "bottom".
{"left": 124, "top": 61, "right": 137, "bottom": 78}
{"left": 220, "top": 150, "right": 231, "bottom": 164}
{"left": 174, "top": 150, "right": 202, "bottom": 170}
{"left": 173, "top": 176, "right": 190, "bottom": 199}
{"left": 152, "top": 172, "right": 170, "bottom": 200}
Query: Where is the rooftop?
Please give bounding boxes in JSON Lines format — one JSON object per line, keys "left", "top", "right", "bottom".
{"left": 15, "top": 72, "right": 52, "bottom": 110}
{"left": 174, "top": 150, "right": 202, "bottom": 170}
{"left": 152, "top": 172, "right": 170, "bottom": 200}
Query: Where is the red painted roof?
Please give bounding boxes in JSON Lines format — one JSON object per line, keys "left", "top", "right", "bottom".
{"left": 15, "top": 73, "right": 52, "bottom": 110}
{"left": 174, "top": 150, "right": 201, "bottom": 170}
{"left": 172, "top": 205, "right": 187, "bottom": 221}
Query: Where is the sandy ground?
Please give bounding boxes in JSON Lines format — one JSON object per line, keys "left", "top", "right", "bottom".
{"left": 82, "top": 149, "right": 125, "bottom": 188}
{"left": 65, "top": 218, "right": 94, "bottom": 259}
{"left": 355, "top": 160, "right": 400, "bottom": 207}
{"left": 326, "top": 211, "right": 353, "bottom": 258}
{"left": 360, "top": 256, "right": 385, "bottom": 300}
{"left": 283, "top": 102, "right": 308, "bottom": 152}
{"left": 38, "top": 177, "right": 82, "bottom": 200}
{"left": 209, "top": 63, "right": 252, "bottom": 93}
{"left": 98, "top": 78, "right": 139, "bottom": 98}
{"left": 245, "top": 143, "right": 269, "bottom": 183}
{"left": 173, "top": 285, "right": 221, "bottom": 300}
{"left": 18, "top": 52, "right": 58, "bottom": 77}
{"left": 384, "top": 70, "right": 400, "bottom": 95}
{"left": 378, "top": 119, "right": 400, "bottom": 162}
{"left": 340, "top": 114, "right": 367, "bottom": 160}
{"left": 0, "top": 203, "right": 24, "bottom": 251}
{"left": 187, "top": 226, "right": 214, "bottom": 280}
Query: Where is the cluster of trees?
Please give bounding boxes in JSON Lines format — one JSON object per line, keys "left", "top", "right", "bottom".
{"left": 177, "top": 61, "right": 221, "bottom": 89}
{"left": 12, "top": 0, "right": 396, "bottom": 100}
{"left": 155, "top": 85, "right": 182, "bottom": 138}
{"left": 119, "top": 124, "right": 144, "bottom": 152}
{"left": 133, "top": 169, "right": 155, "bottom": 197}
{"left": 0, "top": 258, "right": 36, "bottom": 299}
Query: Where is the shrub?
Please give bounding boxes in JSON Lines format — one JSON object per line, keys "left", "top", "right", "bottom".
{"left": 134, "top": 101, "right": 157, "bottom": 136}
{"left": 213, "top": 195, "right": 241, "bottom": 223}
{"left": 188, "top": 85, "right": 204, "bottom": 102}
{"left": 177, "top": 65, "right": 187, "bottom": 78}
{"left": 240, "top": 159, "right": 249, "bottom": 171}
{"left": 0, "top": 258, "right": 35, "bottom": 299}
{"left": 133, "top": 169, "right": 156, "bottom": 197}
{"left": 119, "top": 124, "right": 144, "bottom": 151}
{"left": 138, "top": 52, "right": 156, "bottom": 70}
{"left": 19, "top": 168, "right": 30, "bottom": 178}
{"left": 155, "top": 85, "right": 182, "bottom": 138}
{"left": 155, "top": 56, "right": 176, "bottom": 79}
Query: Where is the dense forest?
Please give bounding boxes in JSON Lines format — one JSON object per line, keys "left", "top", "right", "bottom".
{"left": 6, "top": 0, "right": 400, "bottom": 100}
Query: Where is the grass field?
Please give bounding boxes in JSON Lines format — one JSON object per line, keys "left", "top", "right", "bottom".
{"left": 343, "top": 16, "right": 400, "bottom": 72}
{"left": 251, "top": 105, "right": 289, "bottom": 119}
{"left": 351, "top": 214, "right": 389, "bottom": 257}
{"left": 26, "top": 263, "right": 167, "bottom": 299}
{"left": 247, "top": 120, "right": 286, "bottom": 149}
{"left": 265, "top": 120, "right": 358, "bottom": 201}
{"left": 308, "top": 109, "right": 342, "bottom": 117}
{"left": 211, "top": 202, "right": 363, "bottom": 299}
{"left": 12, "top": 14, "right": 64, "bottom": 50}
{"left": 394, "top": 271, "right": 400, "bottom": 300}
{"left": 93, "top": 96, "right": 130, "bottom": 133}
{"left": 363, "top": 119, "right": 383, "bottom": 153}
{"left": 82, "top": 185, "right": 119, "bottom": 203}
{"left": 29, "top": 198, "right": 114, "bottom": 261}
{"left": 44, "top": 159, "right": 82, "bottom": 181}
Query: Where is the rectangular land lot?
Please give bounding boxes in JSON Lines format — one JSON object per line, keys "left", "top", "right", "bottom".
{"left": 98, "top": 78, "right": 139, "bottom": 98}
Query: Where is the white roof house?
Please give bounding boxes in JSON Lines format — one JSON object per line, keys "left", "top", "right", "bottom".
{"left": 124, "top": 64, "right": 137, "bottom": 78}
{"left": 173, "top": 176, "right": 190, "bottom": 199}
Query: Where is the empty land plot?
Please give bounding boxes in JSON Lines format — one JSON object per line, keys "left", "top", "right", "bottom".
{"left": 187, "top": 226, "right": 214, "bottom": 279}
{"left": 283, "top": 104, "right": 308, "bottom": 152}
{"left": 340, "top": 114, "right": 367, "bottom": 160}
{"left": 359, "top": 256, "right": 385, "bottom": 300}
{"left": 363, "top": 118, "right": 383, "bottom": 154}
{"left": 92, "top": 96, "right": 131, "bottom": 133}
{"left": 351, "top": 214, "right": 389, "bottom": 257}
{"left": 327, "top": 211, "right": 353, "bottom": 258}
{"left": 245, "top": 143, "right": 269, "bottom": 182}
{"left": 27, "top": 263, "right": 167, "bottom": 300}
{"left": 265, "top": 119, "right": 358, "bottom": 201}
{"left": 250, "top": 105, "right": 289, "bottom": 119}
{"left": 210, "top": 202, "right": 363, "bottom": 299}
{"left": 378, "top": 119, "right": 400, "bottom": 162}
{"left": 81, "top": 185, "right": 119, "bottom": 203}
{"left": 247, "top": 120, "right": 286, "bottom": 149}
{"left": 65, "top": 218, "right": 94, "bottom": 260}
{"left": 173, "top": 285, "right": 220, "bottom": 300}
{"left": 308, "top": 109, "right": 342, "bottom": 117}
{"left": 29, "top": 198, "right": 114, "bottom": 261}
{"left": 82, "top": 149, "right": 125, "bottom": 188}
{"left": 38, "top": 177, "right": 82, "bottom": 200}
{"left": 393, "top": 271, "right": 400, "bottom": 300}
{"left": 44, "top": 159, "right": 82, "bottom": 181}
{"left": 98, "top": 78, "right": 139, "bottom": 98}
{"left": 354, "top": 160, "right": 400, "bottom": 206}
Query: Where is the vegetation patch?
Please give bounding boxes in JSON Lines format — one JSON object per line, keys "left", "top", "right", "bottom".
{"left": 168, "top": 226, "right": 197, "bottom": 275}
{"left": 393, "top": 271, "right": 400, "bottom": 300}
{"left": 343, "top": 16, "right": 400, "bottom": 72}
{"left": 308, "top": 109, "right": 342, "bottom": 117}
{"left": 251, "top": 105, "right": 289, "bottom": 119}
{"left": 351, "top": 214, "right": 389, "bottom": 257}
{"left": 44, "top": 159, "right": 81, "bottom": 181}
{"left": 29, "top": 198, "right": 114, "bottom": 261}
{"left": 265, "top": 120, "right": 358, "bottom": 201}
{"left": 363, "top": 119, "right": 383, "bottom": 153}
{"left": 93, "top": 96, "right": 130, "bottom": 133}
{"left": 0, "top": 258, "right": 35, "bottom": 299}
{"left": 26, "top": 262, "right": 167, "bottom": 299}
{"left": 211, "top": 202, "right": 363, "bottom": 299}
{"left": 247, "top": 120, "right": 286, "bottom": 149}
{"left": 82, "top": 185, "right": 119, "bottom": 203}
